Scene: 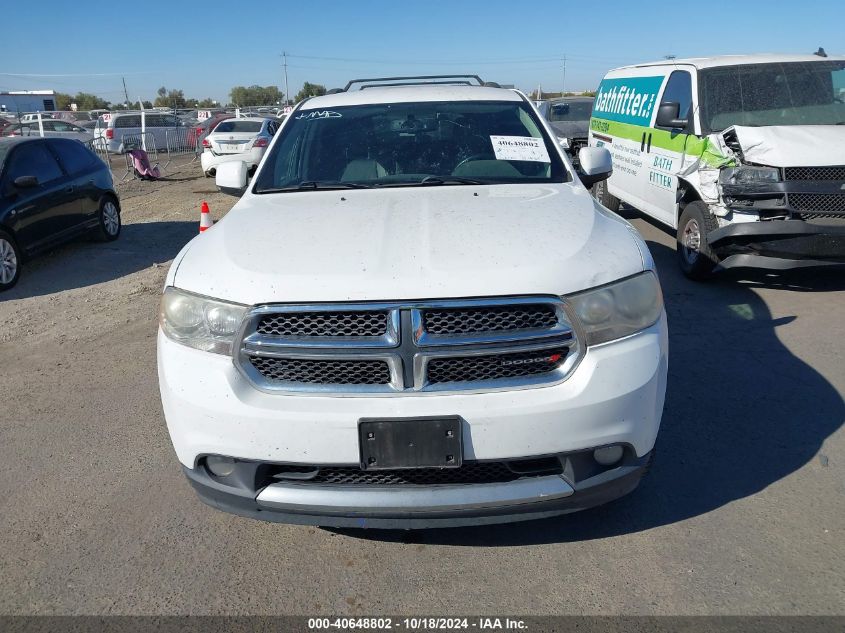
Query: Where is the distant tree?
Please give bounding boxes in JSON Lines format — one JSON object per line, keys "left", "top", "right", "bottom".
{"left": 142, "top": 100, "right": 153, "bottom": 109}
{"left": 229, "top": 85, "right": 283, "bottom": 107}
{"left": 54, "top": 92, "right": 73, "bottom": 110}
{"left": 157, "top": 86, "right": 167, "bottom": 98}
{"left": 154, "top": 89, "right": 186, "bottom": 108}
{"left": 72, "top": 92, "right": 110, "bottom": 110}
{"left": 294, "top": 82, "right": 327, "bottom": 103}
{"left": 195, "top": 98, "right": 216, "bottom": 108}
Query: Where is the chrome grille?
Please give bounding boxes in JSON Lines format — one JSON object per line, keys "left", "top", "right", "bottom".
{"left": 427, "top": 348, "right": 569, "bottom": 384}
{"left": 257, "top": 311, "right": 388, "bottom": 337}
{"left": 423, "top": 305, "right": 557, "bottom": 335}
{"left": 790, "top": 193, "right": 845, "bottom": 218}
{"left": 249, "top": 356, "right": 391, "bottom": 385}
{"left": 784, "top": 166, "right": 845, "bottom": 181}
{"left": 237, "top": 298, "right": 581, "bottom": 395}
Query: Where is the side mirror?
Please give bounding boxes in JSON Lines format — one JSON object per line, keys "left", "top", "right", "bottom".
{"left": 655, "top": 102, "right": 688, "bottom": 129}
{"left": 215, "top": 160, "right": 248, "bottom": 196}
{"left": 557, "top": 137, "right": 570, "bottom": 149}
{"left": 577, "top": 146, "right": 612, "bottom": 188}
{"left": 13, "top": 175, "right": 39, "bottom": 188}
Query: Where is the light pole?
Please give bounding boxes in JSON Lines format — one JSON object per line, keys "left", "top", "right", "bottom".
{"left": 282, "top": 51, "right": 290, "bottom": 105}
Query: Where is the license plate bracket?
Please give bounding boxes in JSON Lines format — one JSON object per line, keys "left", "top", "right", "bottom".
{"left": 359, "top": 416, "right": 463, "bottom": 470}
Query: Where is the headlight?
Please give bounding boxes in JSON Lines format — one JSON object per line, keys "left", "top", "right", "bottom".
{"left": 566, "top": 271, "right": 663, "bottom": 345}
{"left": 729, "top": 166, "right": 781, "bottom": 183}
{"left": 159, "top": 287, "right": 248, "bottom": 354}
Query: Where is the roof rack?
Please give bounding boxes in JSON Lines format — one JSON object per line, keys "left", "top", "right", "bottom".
{"left": 329, "top": 75, "right": 499, "bottom": 93}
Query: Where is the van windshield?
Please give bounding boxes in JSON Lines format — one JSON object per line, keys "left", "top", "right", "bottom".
{"left": 700, "top": 61, "right": 845, "bottom": 132}
{"left": 253, "top": 100, "right": 567, "bottom": 192}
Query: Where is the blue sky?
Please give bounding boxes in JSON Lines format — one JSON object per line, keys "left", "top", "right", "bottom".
{"left": 1, "top": 0, "right": 843, "bottom": 104}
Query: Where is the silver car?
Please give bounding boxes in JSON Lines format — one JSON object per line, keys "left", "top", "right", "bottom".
{"left": 4, "top": 120, "right": 94, "bottom": 144}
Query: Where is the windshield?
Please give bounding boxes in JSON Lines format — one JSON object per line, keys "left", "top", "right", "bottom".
{"left": 253, "top": 100, "right": 567, "bottom": 192}
{"left": 548, "top": 100, "right": 594, "bottom": 122}
{"left": 214, "top": 120, "right": 262, "bottom": 133}
{"left": 700, "top": 61, "right": 845, "bottom": 131}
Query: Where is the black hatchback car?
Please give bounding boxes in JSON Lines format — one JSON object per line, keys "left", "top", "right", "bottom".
{"left": 0, "top": 137, "right": 121, "bottom": 291}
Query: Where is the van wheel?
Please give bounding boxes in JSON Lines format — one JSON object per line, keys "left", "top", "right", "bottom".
{"left": 0, "top": 230, "right": 22, "bottom": 292}
{"left": 677, "top": 201, "right": 719, "bottom": 280}
{"left": 94, "top": 196, "right": 122, "bottom": 242}
{"left": 591, "top": 179, "right": 620, "bottom": 212}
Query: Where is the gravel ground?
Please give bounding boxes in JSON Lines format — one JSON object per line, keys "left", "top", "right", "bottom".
{"left": 0, "top": 163, "right": 842, "bottom": 615}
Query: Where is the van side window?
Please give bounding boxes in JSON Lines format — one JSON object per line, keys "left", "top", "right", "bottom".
{"left": 659, "top": 71, "right": 693, "bottom": 122}
{"left": 116, "top": 115, "right": 141, "bottom": 128}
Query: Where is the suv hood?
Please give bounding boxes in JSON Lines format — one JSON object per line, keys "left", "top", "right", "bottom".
{"left": 548, "top": 120, "right": 590, "bottom": 141}
{"left": 727, "top": 125, "right": 845, "bottom": 167}
{"left": 173, "top": 184, "right": 645, "bottom": 305}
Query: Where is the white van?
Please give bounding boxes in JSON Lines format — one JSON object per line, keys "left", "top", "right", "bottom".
{"left": 589, "top": 54, "right": 845, "bottom": 278}
{"left": 94, "top": 111, "right": 188, "bottom": 153}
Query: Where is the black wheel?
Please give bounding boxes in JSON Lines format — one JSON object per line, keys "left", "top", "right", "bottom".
{"left": 591, "top": 178, "right": 620, "bottom": 212}
{"left": 204, "top": 170, "right": 214, "bottom": 178}
{"left": 0, "top": 229, "right": 22, "bottom": 292}
{"left": 677, "top": 201, "right": 720, "bottom": 280}
{"left": 94, "top": 196, "right": 121, "bottom": 242}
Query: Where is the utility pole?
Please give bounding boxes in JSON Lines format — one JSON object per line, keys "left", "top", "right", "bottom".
{"left": 122, "top": 76, "right": 130, "bottom": 106}
{"left": 282, "top": 52, "right": 290, "bottom": 105}
{"left": 562, "top": 55, "right": 567, "bottom": 96}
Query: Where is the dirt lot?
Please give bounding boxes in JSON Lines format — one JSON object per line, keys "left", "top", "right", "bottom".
{"left": 0, "top": 159, "right": 843, "bottom": 615}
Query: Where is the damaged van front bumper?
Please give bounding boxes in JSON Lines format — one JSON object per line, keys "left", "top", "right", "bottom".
{"left": 710, "top": 160, "right": 845, "bottom": 270}
{"left": 709, "top": 220, "right": 845, "bottom": 271}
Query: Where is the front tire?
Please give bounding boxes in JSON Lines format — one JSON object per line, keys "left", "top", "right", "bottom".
{"left": 0, "top": 230, "right": 22, "bottom": 292}
{"left": 591, "top": 178, "right": 620, "bottom": 212}
{"left": 677, "top": 201, "right": 720, "bottom": 280}
{"left": 95, "top": 196, "right": 121, "bottom": 242}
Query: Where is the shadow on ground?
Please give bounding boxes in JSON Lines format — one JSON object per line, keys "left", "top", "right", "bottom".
{"left": 0, "top": 220, "right": 196, "bottom": 301}
{"left": 333, "top": 239, "right": 845, "bottom": 545}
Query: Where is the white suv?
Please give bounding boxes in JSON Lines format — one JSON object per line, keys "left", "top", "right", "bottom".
{"left": 157, "top": 76, "right": 668, "bottom": 528}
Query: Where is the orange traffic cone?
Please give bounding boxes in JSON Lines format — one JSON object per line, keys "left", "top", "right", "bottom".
{"left": 199, "top": 201, "right": 213, "bottom": 233}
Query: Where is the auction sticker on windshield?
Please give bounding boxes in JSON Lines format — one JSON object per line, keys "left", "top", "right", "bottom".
{"left": 490, "top": 136, "right": 550, "bottom": 162}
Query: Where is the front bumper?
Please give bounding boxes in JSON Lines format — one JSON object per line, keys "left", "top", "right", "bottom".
{"left": 182, "top": 450, "right": 653, "bottom": 528}
{"left": 158, "top": 315, "right": 667, "bottom": 468}
{"left": 710, "top": 220, "right": 845, "bottom": 271}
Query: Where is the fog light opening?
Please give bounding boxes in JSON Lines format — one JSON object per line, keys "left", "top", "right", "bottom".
{"left": 593, "top": 445, "right": 624, "bottom": 466}
{"left": 206, "top": 456, "right": 236, "bottom": 477}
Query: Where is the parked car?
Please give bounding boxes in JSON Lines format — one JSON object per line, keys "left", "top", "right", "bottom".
{"left": 158, "top": 75, "right": 668, "bottom": 528}
{"left": 51, "top": 111, "right": 92, "bottom": 122}
{"left": 536, "top": 96, "right": 595, "bottom": 156}
{"left": 193, "top": 113, "right": 234, "bottom": 148}
{"left": 0, "top": 137, "right": 121, "bottom": 291}
{"left": 20, "top": 113, "right": 56, "bottom": 122}
{"left": 589, "top": 53, "right": 845, "bottom": 278}
{"left": 93, "top": 111, "right": 189, "bottom": 153}
{"left": 200, "top": 117, "right": 278, "bottom": 176}
{"left": 4, "top": 120, "right": 94, "bottom": 143}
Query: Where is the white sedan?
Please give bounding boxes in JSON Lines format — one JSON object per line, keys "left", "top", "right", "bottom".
{"left": 200, "top": 117, "right": 279, "bottom": 177}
